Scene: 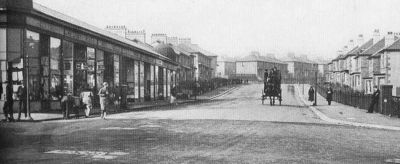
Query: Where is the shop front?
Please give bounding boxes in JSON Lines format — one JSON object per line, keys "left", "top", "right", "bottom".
{"left": 0, "top": 0, "right": 177, "bottom": 112}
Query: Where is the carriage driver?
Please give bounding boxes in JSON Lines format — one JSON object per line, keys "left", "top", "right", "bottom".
{"left": 263, "top": 69, "right": 269, "bottom": 92}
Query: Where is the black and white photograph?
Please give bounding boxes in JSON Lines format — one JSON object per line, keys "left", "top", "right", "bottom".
{"left": 1, "top": 0, "right": 400, "bottom": 163}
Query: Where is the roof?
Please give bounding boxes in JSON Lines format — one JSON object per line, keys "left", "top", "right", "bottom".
{"left": 380, "top": 38, "right": 400, "bottom": 51}
{"left": 154, "top": 44, "right": 191, "bottom": 57}
{"left": 238, "top": 54, "right": 286, "bottom": 64}
{"left": 32, "top": 2, "right": 171, "bottom": 62}
{"left": 281, "top": 56, "right": 316, "bottom": 64}
{"left": 343, "top": 46, "right": 359, "bottom": 58}
{"left": 360, "top": 38, "right": 386, "bottom": 55}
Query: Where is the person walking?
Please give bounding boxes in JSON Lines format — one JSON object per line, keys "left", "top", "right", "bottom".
{"left": 170, "top": 85, "right": 177, "bottom": 105}
{"left": 308, "top": 86, "right": 315, "bottom": 102}
{"left": 98, "top": 82, "right": 109, "bottom": 119}
{"left": 17, "top": 85, "right": 27, "bottom": 121}
{"left": 3, "top": 82, "right": 14, "bottom": 122}
{"left": 80, "top": 86, "right": 93, "bottom": 118}
{"left": 326, "top": 86, "right": 333, "bottom": 105}
{"left": 61, "top": 91, "right": 72, "bottom": 119}
{"left": 367, "top": 86, "right": 380, "bottom": 113}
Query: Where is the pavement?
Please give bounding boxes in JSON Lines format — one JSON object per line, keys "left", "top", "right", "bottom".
{"left": 296, "top": 84, "right": 400, "bottom": 131}
{"left": 0, "top": 84, "right": 241, "bottom": 122}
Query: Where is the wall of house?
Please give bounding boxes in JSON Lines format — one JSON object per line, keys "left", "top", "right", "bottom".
{"left": 216, "top": 61, "right": 225, "bottom": 78}
{"left": 236, "top": 61, "right": 257, "bottom": 75}
{"left": 388, "top": 51, "right": 400, "bottom": 96}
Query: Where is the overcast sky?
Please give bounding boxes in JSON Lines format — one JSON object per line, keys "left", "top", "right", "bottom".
{"left": 34, "top": 0, "right": 400, "bottom": 60}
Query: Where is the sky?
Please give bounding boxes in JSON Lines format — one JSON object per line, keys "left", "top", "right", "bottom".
{"left": 34, "top": 0, "right": 400, "bottom": 60}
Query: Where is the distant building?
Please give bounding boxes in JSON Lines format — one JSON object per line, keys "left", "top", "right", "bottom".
{"left": 281, "top": 54, "right": 317, "bottom": 83}
{"left": 177, "top": 44, "right": 213, "bottom": 81}
{"left": 151, "top": 34, "right": 167, "bottom": 44}
{"left": 126, "top": 30, "right": 146, "bottom": 43}
{"left": 216, "top": 56, "right": 236, "bottom": 79}
{"left": 235, "top": 53, "right": 288, "bottom": 81}
{"left": 208, "top": 56, "right": 218, "bottom": 78}
{"left": 105, "top": 25, "right": 127, "bottom": 38}
{"left": 167, "top": 36, "right": 178, "bottom": 45}
{"left": 178, "top": 38, "right": 191, "bottom": 45}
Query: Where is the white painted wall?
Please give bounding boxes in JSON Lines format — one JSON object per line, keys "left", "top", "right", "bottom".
{"left": 388, "top": 51, "right": 400, "bottom": 96}
{"left": 236, "top": 61, "right": 257, "bottom": 75}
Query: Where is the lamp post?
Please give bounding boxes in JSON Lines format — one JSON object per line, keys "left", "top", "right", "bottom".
{"left": 26, "top": 43, "right": 33, "bottom": 120}
{"left": 313, "top": 70, "right": 318, "bottom": 106}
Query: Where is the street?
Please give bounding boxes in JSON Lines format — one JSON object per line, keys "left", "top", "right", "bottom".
{"left": 1, "top": 84, "right": 400, "bottom": 164}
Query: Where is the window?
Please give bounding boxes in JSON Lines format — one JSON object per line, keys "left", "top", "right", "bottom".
{"left": 96, "top": 50, "right": 104, "bottom": 90}
{"left": 114, "top": 54, "right": 119, "bottom": 86}
{"left": 49, "top": 37, "right": 61, "bottom": 100}
{"left": 25, "top": 30, "right": 40, "bottom": 100}
{"left": 63, "top": 40, "right": 73, "bottom": 94}
{"left": 87, "top": 47, "right": 96, "bottom": 89}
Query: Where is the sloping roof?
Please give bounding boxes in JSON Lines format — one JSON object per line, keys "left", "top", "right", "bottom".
{"left": 360, "top": 38, "right": 385, "bottom": 55}
{"left": 343, "top": 46, "right": 359, "bottom": 58}
{"left": 177, "top": 44, "right": 201, "bottom": 54}
{"left": 238, "top": 54, "right": 286, "bottom": 64}
{"left": 32, "top": 2, "right": 171, "bottom": 62}
{"left": 380, "top": 38, "right": 400, "bottom": 51}
{"left": 281, "top": 56, "right": 315, "bottom": 64}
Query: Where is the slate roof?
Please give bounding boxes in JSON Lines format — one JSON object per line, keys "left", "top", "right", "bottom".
{"left": 360, "top": 38, "right": 385, "bottom": 55}
{"left": 33, "top": 2, "right": 171, "bottom": 62}
{"left": 238, "top": 54, "right": 286, "bottom": 64}
{"left": 380, "top": 38, "right": 400, "bottom": 51}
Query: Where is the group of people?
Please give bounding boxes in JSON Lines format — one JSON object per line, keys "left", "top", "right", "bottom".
{"left": 61, "top": 82, "right": 111, "bottom": 120}
{"left": 263, "top": 67, "right": 280, "bottom": 92}
{"left": 2, "top": 83, "right": 28, "bottom": 122}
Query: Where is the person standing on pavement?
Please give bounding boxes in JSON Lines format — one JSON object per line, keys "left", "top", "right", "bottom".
{"left": 170, "top": 85, "right": 177, "bottom": 105}
{"left": 308, "top": 86, "right": 315, "bottom": 102}
{"left": 367, "top": 86, "right": 380, "bottom": 113}
{"left": 17, "top": 85, "right": 27, "bottom": 121}
{"left": 98, "top": 82, "right": 109, "bottom": 119}
{"left": 61, "top": 91, "right": 72, "bottom": 119}
{"left": 3, "top": 82, "right": 14, "bottom": 122}
{"left": 80, "top": 85, "right": 93, "bottom": 118}
{"left": 326, "top": 86, "right": 333, "bottom": 105}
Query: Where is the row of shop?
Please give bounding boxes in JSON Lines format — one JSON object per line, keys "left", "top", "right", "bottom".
{"left": 0, "top": 0, "right": 178, "bottom": 111}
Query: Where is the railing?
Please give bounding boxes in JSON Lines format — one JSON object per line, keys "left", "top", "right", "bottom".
{"left": 316, "top": 85, "right": 372, "bottom": 110}
{"left": 387, "top": 96, "right": 400, "bottom": 117}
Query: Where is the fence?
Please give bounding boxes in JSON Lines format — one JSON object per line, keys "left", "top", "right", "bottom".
{"left": 176, "top": 78, "right": 243, "bottom": 99}
{"left": 316, "top": 85, "right": 400, "bottom": 117}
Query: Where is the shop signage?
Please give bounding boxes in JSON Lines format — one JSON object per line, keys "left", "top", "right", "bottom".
{"left": 155, "top": 59, "right": 163, "bottom": 66}
{"left": 141, "top": 55, "right": 155, "bottom": 64}
{"left": 26, "top": 16, "right": 64, "bottom": 35}
{"left": 65, "top": 29, "right": 97, "bottom": 46}
{"left": 121, "top": 48, "right": 140, "bottom": 60}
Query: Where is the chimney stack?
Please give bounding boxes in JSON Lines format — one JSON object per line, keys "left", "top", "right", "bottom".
{"left": 385, "top": 31, "right": 395, "bottom": 47}
{"left": 357, "top": 34, "right": 364, "bottom": 47}
{"left": 373, "top": 29, "right": 380, "bottom": 44}
{"left": 348, "top": 40, "right": 355, "bottom": 49}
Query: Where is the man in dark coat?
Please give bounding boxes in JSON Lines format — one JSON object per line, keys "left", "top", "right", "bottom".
{"left": 308, "top": 86, "right": 315, "bottom": 102}
{"left": 326, "top": 86, "right": 333, "bottom": 105}
{"left": 3, "top": 82, "right": 14, "bottom": 122}
{"left": 367, "top": 86, "right": 380, "bottom": 113}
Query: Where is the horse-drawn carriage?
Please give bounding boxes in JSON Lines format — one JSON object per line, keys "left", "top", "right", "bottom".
{"left": 261, "top": 68, "right": 282, "bottom": 105}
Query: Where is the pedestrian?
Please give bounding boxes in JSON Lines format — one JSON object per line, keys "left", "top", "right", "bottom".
{"left": 367, "top": 86, "right": 380, "bottom": 113}
{"left": 308, "top": 86, "right": 315, "bottom": 102}
{"left": 61, "top": 91, "right": 72, "bottom": 119}
{"left": 80, "top": 86, "right": 93, "bottom": 118}
{"left": 3, "top": 82, "right": 14, "bottom": 122}
{"left": 326, "top": 86, "right": 333, "bottom": 105}
{"left": 98, "top": 82, "right": 109, "bottom": 119}
{"left": 17, "top": 85, "right": 27, "bottom": 121}
{"left": 170, "top": 85, "right": 177, "bottom": 105}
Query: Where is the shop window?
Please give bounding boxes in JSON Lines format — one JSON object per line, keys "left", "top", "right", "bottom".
{"left": 126, "top": 58, "right": 134, "bottom": 103}
{"left": 150, "top": 64, "right": 154, "bottom": 100}
{"left": 40, "top": 35, "right": 50, "bottom": 100}
{"left": 96, "top": 50, "right": 104, "bottom": 90}
{"left": 73, "top": 44, "right": 87, "bottom": 96}
{"left": 25, "top": 30, "right": 40, "bottom": 101}
{"left": 154, "top": 65, "right": 159, "bottom": 100}
{"left": 103, "top": 52, "right": 114, "bottom": 87}
{"left": 158, "top": 66, "right": 164, "bottom": 100}
{"left": 87, "top": 47, "right": 96, "bottom": 89}
{"left": 139, "top": 61, "right": 144, "bottom": 101}
{"left": 0, "top": 28, "right": 5, "bottom": 60}
{"left": 114, "top": 54, "right": 119, "bottom": 86}
{"left": 63, "top": 40, "right": 73, "bottom": 94}
{"left": 49, "top": 37, "right": 61, "bottom": 100}
{"left": 134, "top": 60, "right": 139, "bottom": 101}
